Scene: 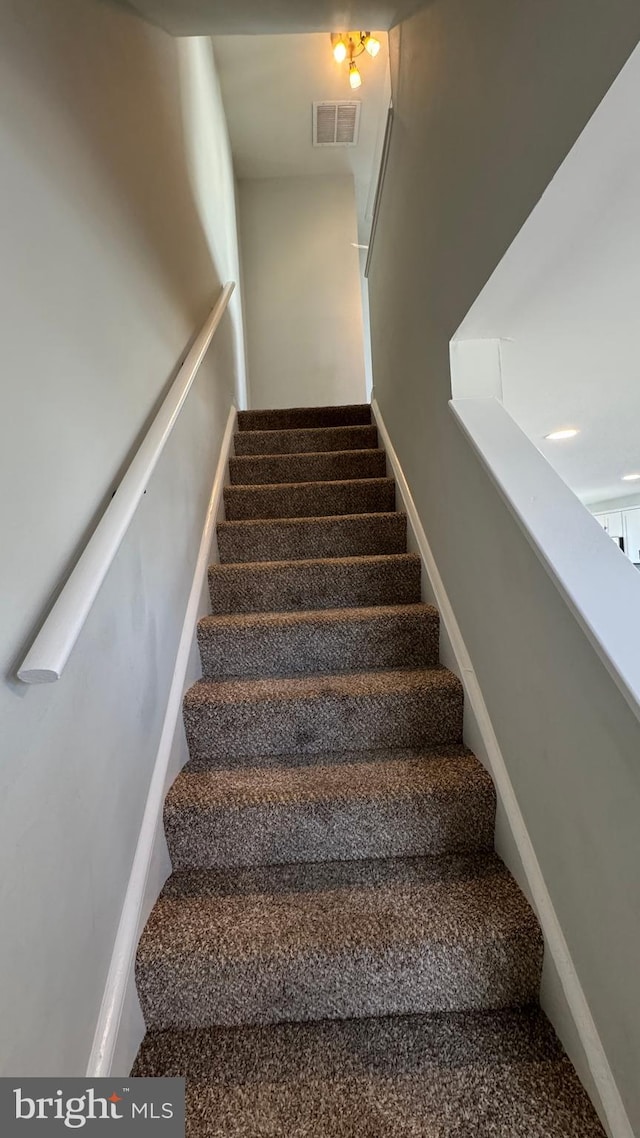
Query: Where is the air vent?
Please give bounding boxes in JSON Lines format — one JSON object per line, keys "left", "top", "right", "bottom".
{"left": 313, "top": 101, "right": 361, "bottom": 147}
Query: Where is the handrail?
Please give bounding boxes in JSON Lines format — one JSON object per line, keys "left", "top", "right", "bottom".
{"left": 365, "top": 102, "right": 393, "bottom": 280}
{"left": 18, "top": 281, "right": 236, "bottom": 684}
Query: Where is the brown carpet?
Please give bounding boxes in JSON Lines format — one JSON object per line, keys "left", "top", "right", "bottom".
{"left": 216, "top": 511, "right": 408, "bottom": 563}
{"left": 133, "top": 402, "right": 605, "bottom": 1136}
{"left": 133, "top": 1009, "right": 604, "bottom": 1137}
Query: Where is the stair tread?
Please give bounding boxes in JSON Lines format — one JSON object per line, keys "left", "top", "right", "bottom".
{"left": 218, "top": 510, "right": 403, "bottom": 532}
{"left": 231, "top": 447, "right": 384, "bottom": 461}
{"left": 132, "top": 1008, "right": 605, "bottom": 1137}
{"left": 182, "top": 741, "right": 473, "bottom": 773}
{"left": 183, "top": 663, "right": 462, "bottom": 763}
{"left": 168, "top": 744, "right": 490, "bottom": 809}
{"left": 211, "top": 551, "right": 418, "bottom": 570}
{"left": 166, "top": 746, "right": 495, "bottom": 868}
{"left": 198, "top": 602, "right": 435, "bottom": 633}
{"left": 229, "top": 449, "right": 386, "bottom": 485}
{"left": 237, "top": 404, "right": 371, "bottom": 433}
{"left": 138, "top": 851, "right": 539, "bottom": 958}
{"left": 241, "top": 403, "right": 371, "bottom": 417}
{"left": 224, "top": 478, "right": 396, "bottom": 521}
{"left": 197, "top": 604, "right": 437, "bottom": 679}
{"left": 135, "top": 850, "right": 541, "bottom": 1027}
{"left": 208, "top": 552, "right": 422, "bottom": 614}
{"left": 185, "top": 665, "right": 460, "bottom": 708}
{"left": 216, "top": 514, "right": 408, "bottom": 564}
{"left": 227, "top": 476, "right": 394, "bottom": 491}
{"left": 233, "top": 423, "right": 378, "bottom": 455}
{"left": 207, "top": 553, "right": 421, "bottom": 614}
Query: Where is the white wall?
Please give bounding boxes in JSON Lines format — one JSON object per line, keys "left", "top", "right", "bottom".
{"left": 238, "top": 175, "right": 366, "bottom": 409}
{"left": 367, "top": 0, "right": 640, "bottom": 1131}
{"left": 0, "top": 1, "right": 241, "bottom": 1075}
{"left": 452, "top": 44, "right": 640, "bottom": 506}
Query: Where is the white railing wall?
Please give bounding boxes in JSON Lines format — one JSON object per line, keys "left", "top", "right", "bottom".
{"left": 450, "top": 396, "right": 640, "bottom": 727}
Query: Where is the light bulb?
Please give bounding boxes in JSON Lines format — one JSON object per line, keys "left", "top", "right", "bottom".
{"left": 364, "top": 34, "right": 381, "bottom": 57}
{"left": 349, "top": 61, "right": 362, "bottom": 89}
{"left": 333, "top": 38, "right": 347, "bottom": 63}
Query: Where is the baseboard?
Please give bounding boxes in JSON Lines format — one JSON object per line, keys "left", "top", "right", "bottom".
{"left": 371, "top": 396, "right": 632, "bottom": 1138}
{"left": 86, "top": 403, "right": 237, "bottom": 1078}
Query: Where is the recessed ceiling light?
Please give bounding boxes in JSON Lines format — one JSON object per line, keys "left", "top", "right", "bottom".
{"left": 545, "top": 428, "right": 579, "bottom": 440}
{"left": 351, "top": 243, "right": 369, "bottom": 249}
{"left": 622, "top": 473, "right": 640, "bottom": 482}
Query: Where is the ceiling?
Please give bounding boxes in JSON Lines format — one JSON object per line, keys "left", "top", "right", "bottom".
{"left": 213, "top": 32, "right": 391, "bottom": 243}
{"left": 125, "top": 0, "right": 425, "bottom": 36}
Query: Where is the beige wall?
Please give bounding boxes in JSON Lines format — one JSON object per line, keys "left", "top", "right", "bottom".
{"left": 0, "top": 1, "right": 239, "bottom": 1074}
{"left": 368, "top": 0, "right": 640, "bottom": 1130}
{"left": 239, "top": 175, "right": 366, "bottom": 409}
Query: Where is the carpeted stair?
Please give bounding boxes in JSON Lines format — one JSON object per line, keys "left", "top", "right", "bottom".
{"left": 196, "top": 603, "right": 439, "bottom": 678}
{"left": 133, "top": 403, "right": 605, "bottom": 1136}
{"left": 216, "top": 511, "right": 407, "bottom": 562}
{"left": 209, "top": 552, "right": 422, "bottom": 613}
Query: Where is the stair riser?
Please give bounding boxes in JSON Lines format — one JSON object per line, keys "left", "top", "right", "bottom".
{"left": 233, "top": 425, "right": 378, "bottom": 456}
{"left": 224, "top": 479, "right": 395, "bottom": 521}
{"left": 183, "top": 686, "right": 463, "bottom": 765}
{"left": 217, "top": 513, "right": 407, "bottom": 564}
{"left": 209, "top": 556, "right": 421, "bottom": 614}
{"left": 165, "top": 792, "right": 496, "bottom": 870}
{"left": 197, "top": 610, "right": 438, "bottom": 679}
{"left": 237, "top": 404, "right": 371, "bottom": 433}
{"left": 229, "top": 450, "right": 386, "bottom": 486}
{"left": 136, "top": 931, "right": 542, "bottom": 1030}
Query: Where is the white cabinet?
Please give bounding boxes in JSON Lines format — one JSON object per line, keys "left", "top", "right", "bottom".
{"left": 594, "top": 507, "right": 640, "bottom": 563}
{"left": 623, "top": 508, "right": 640, "bottom": 564}
{"left": 594, "top": 511, "right": 624, "bottom": 539}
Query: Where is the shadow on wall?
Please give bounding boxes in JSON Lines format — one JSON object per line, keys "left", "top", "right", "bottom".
{"left": 0, "top": 0, "right": 245, "bottom": 687}
{"left": 0, "top": 0, "right": 221, "bottom": 324}
{"left": 175, "top": 36, "right": 248, "bottom": 408}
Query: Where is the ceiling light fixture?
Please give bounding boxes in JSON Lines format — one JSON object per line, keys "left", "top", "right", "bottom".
{"left": 545, "top": 428, "right": 579, "bottom": 440}
{"left": 622, "top": 473, "right": 640, "bottom": 481}
{"left": 331, "top": 31, "right": 380, "bottom": 89}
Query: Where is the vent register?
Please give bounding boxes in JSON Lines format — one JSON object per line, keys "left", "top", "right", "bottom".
{"left": 313, "top": 101, "right": 361, "bottom": 147}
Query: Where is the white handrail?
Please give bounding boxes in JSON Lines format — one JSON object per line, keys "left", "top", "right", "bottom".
{"left": 18, "top": 281, "right": 236, "bottom": 684}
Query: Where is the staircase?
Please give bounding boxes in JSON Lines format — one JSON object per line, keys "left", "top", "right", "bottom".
{"left": 133, "top": 404, "right": 604, "bottom": 1136}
